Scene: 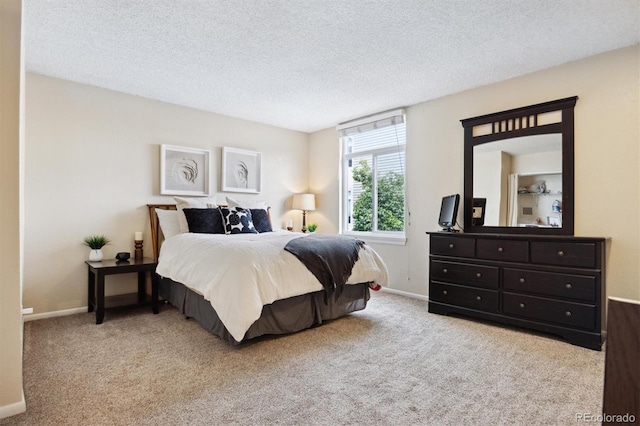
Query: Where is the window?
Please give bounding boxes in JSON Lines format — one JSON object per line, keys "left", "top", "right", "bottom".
{"left": 339, "top": 109, "right": 406, "bottom": 244}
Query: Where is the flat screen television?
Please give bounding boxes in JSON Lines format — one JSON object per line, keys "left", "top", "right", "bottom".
{"left": 438, "top": 194, "right": 460, "bottom": 232}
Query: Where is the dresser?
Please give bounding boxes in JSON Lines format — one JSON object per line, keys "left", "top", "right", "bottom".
{"left": 428, "top": 232, "right": 606, "bottom": 350}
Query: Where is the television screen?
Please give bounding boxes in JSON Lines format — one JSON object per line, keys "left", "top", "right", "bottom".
{"left": 438, "top": 194, "right": 460, "bottom": 231}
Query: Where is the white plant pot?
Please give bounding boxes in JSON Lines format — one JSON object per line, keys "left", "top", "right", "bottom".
{"left": 89, "top": 249, "right": 104, "bottom": 262}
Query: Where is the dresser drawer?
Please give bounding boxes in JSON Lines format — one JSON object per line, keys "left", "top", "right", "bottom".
{"left": 430, "top": 235, "right": 474, "bottom": 258}
{"left": 430, "top": 282, "right": 498, "bottom": 313}
{"left": 503, "top": 293, "right": 596, "bottom": 330}
{"left": 503, "top": 268, "right": 597, "bottom": 302}
{"left": 477, "top": 239, "right": 528, "bottom": 263}
{"left": 530, "top": 242, "right": 596, "bottom": 268}
{"left": 431, "top": 260, "right": 499, "bottom": 289}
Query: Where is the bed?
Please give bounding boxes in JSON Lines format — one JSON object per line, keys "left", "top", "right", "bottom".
{"left": 147, "top": 202, "right": 388, "bottom": 344}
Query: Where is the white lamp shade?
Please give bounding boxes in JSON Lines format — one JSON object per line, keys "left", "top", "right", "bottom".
{"left": 292, "top": 193, "right": 316, "bottom": 211}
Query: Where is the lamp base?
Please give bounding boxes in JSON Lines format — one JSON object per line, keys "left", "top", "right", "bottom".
{"left": 301, "top": 210, "right": 307, "bottom": 233}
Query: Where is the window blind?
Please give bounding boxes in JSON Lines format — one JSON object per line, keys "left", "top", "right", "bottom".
{"left": 337, "top": 109, "right": 405, "bottom": 137}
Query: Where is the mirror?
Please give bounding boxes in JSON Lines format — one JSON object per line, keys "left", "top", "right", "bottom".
{"left": 462, "top": 97, "right": 577, "bottom": 235}
{"left": 473, "top": 133, "right": 562, "bottom": 227}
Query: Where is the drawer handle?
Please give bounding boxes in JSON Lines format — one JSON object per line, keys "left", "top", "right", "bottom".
{"left": 519, "top": 277, "right": 525, "bottom": 283}
{"left": 565, "top": 283, "right": 572, "bottom": 289}
{"left": 557, "top": 250, "right": 565, "bottom": 257}
{"left": 565, "top": 311, "right": 572, "bottom": 317}
{"left": 498, "top": 247, "right": 504, "bottom": 252}
{"left": 519, "top": 303, "right": 525, "bottom": 308}
{"left": 443, "top": 268, "right": 448, "bottom": 274}
{"left": 449, "top": 243, "right": 454, "bottom": 249}
{"left": 476, "top": 272, "right": 482, "bottom": 278}
{"left": 476, "top": 296, "right": 482, "bottom": 301}
{"left": 443, "top": 290, "right": 448, "bottom": 295}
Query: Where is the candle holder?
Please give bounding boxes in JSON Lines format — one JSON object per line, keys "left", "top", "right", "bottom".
{"left": 134, "top": 240, "right": 143, "bottom": 260}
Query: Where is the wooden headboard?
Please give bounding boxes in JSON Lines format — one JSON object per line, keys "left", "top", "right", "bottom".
{"left": 147, "top": 203, "right": 272, "bottom": 262}
{"left": 147, "top": 204, "right": 177, "bottom": 262}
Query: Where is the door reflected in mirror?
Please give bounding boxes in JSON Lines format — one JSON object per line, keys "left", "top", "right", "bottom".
{"left": 473, "top": 133, "right": 562, "bottom": 228}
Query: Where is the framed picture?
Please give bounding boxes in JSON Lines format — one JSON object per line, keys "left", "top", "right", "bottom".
{"left": 472, "top": 198, "right": 486, "bottom": 226}
{"left": 221, "top": 147, "right": 262, "bottom": 193}
{"left": 548, "top": 216, "right": 562, "bottom": 227}
{"left": 160, "top": 144, "right": 211, "bottom": 196}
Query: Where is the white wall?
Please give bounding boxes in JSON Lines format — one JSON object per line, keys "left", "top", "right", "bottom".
{"left": 473, "top": 150, "right": 504, "bottom": 226}
{"left": 512, "top": 150, "right": 562, "bottom": 175}
{"left": 309, "top": 127, "right": 341, "bottom": 233}
{"left": 23, "top": 73, "right": 309, "bottom": 315}
{"left": 0, "top": 0, "right": 25, "bottom": 418}
{"left": 310, "top": 44, "right": 640, "bottom": 301}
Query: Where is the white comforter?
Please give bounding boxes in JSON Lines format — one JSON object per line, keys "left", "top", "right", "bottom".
{"left": 156, "top": 231, "right": 388, "bottom": 341}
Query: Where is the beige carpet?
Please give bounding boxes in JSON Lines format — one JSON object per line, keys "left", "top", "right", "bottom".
{"left": 2, "top": 292, "right": 605, "bottom": 425}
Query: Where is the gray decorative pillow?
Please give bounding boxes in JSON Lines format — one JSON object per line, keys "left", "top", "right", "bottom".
{"left": 220, "top": 207, "right": 258, "bottom": 235}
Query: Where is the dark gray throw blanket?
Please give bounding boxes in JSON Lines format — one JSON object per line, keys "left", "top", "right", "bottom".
{"left": 284, "top": 234, "right": 365, "bottom": 302}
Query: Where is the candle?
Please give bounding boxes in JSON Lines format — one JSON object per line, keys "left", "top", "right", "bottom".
{"left": 134, "top": 231, "right": 143, "bottom": 241}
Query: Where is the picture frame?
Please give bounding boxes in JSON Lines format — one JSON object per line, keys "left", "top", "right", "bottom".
{"left": 160, "top": 144, "right": 211, "bottom": 196}
{"left": 221, "top": 147, "right": 262, "bottom": 193}
{"left": 548, "top": 216, "right": 562, "bottom": 227}
{"left": 472, "top": 198, "right": 486, "bottom": 226}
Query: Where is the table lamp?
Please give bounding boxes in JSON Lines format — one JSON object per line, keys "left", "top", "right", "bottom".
{"left": 292, "top": 193, "right": 316, "bottom": 233}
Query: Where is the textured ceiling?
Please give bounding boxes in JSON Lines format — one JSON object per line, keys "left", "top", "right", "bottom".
{"left": 24, "top": 1, "right": 639, "bottom": 133}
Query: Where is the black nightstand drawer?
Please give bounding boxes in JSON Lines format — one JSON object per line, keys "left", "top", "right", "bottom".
{"left": 477, "top": 239, "right": 528, "bottom": 263}
{"left": 430, "top": 282, "right": 498, "bottom": 313}
{"left": 503, "top": 293, "right": 596, "bottom": 330}
{"left": 504, "top": 268, "right": 596, "bottom": 302}
{"left": 431, "top": 260, "right": 498, "bottom": 289}
{"left": 530, "top": 242, "right": 596, "bottom": 268}
{"left": 430, "top": 235, "right": 474, "bottom": 258}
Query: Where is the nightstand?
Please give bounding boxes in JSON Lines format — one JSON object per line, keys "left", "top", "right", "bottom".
{"left": 85, "top": 257, "right": 159, "bottom": 324}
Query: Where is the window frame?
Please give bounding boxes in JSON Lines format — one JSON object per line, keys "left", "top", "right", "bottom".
{"left": 339, "top": 111, "right": 407, "bottom": 245}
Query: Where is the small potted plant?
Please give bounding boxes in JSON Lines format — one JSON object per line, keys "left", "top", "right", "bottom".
{"left": 83, "top": 235, "right": 110, "bottom": 261}
{"left": 307, "top": 223, "right": 318, "bottom": 233}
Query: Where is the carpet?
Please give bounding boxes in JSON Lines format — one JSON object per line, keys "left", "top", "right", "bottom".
{"left": 2, "top": 292, "right": 605, "bottom": 425}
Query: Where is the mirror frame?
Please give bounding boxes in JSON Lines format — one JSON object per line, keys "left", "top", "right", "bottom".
{"left": 462, "top": 96, "right": 577, "bottom": 235}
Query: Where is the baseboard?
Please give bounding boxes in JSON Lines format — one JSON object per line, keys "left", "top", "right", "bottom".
{"left": 379, "top": 287, "right": 429, "bottom": 301}
{"left": 608, "top": 296, "right": 640, "bottom": 305}
{"left": 0, "top": 391, "right": 26, "bottom": 419}
{"left": 23, "top": 307, "right": 87, "bottom": 322}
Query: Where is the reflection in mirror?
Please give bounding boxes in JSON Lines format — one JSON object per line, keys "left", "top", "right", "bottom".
{"left": 473, "top": 133, "right": 562, "bottom": 228}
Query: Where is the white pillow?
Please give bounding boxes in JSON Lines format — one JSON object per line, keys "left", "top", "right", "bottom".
{"left": 155, "top": 209, "right": 181, "bottom": 239}
{"left": 225, "top": 196, "right": 268, "bottom": 209}
{"left": 174, "top": 196, "right": 218, "bottom": 233}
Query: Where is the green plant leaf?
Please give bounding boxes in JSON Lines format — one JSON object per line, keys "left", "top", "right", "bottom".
{"left": 83, "top": 235, "right": 111, "bottom": 249}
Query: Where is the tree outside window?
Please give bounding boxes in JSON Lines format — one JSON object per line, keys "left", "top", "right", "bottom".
{"left": 351, "top": 160, "right": 404, "bottom": 232}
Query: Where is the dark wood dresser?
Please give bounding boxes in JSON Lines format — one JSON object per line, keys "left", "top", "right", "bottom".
{"left": 428, "top": 232, "right": 606, "bottom": 350}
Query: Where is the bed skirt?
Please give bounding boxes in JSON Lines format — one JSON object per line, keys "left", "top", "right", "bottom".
{"left": 159, "top": 277, "right": 370, "bottom": 344}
